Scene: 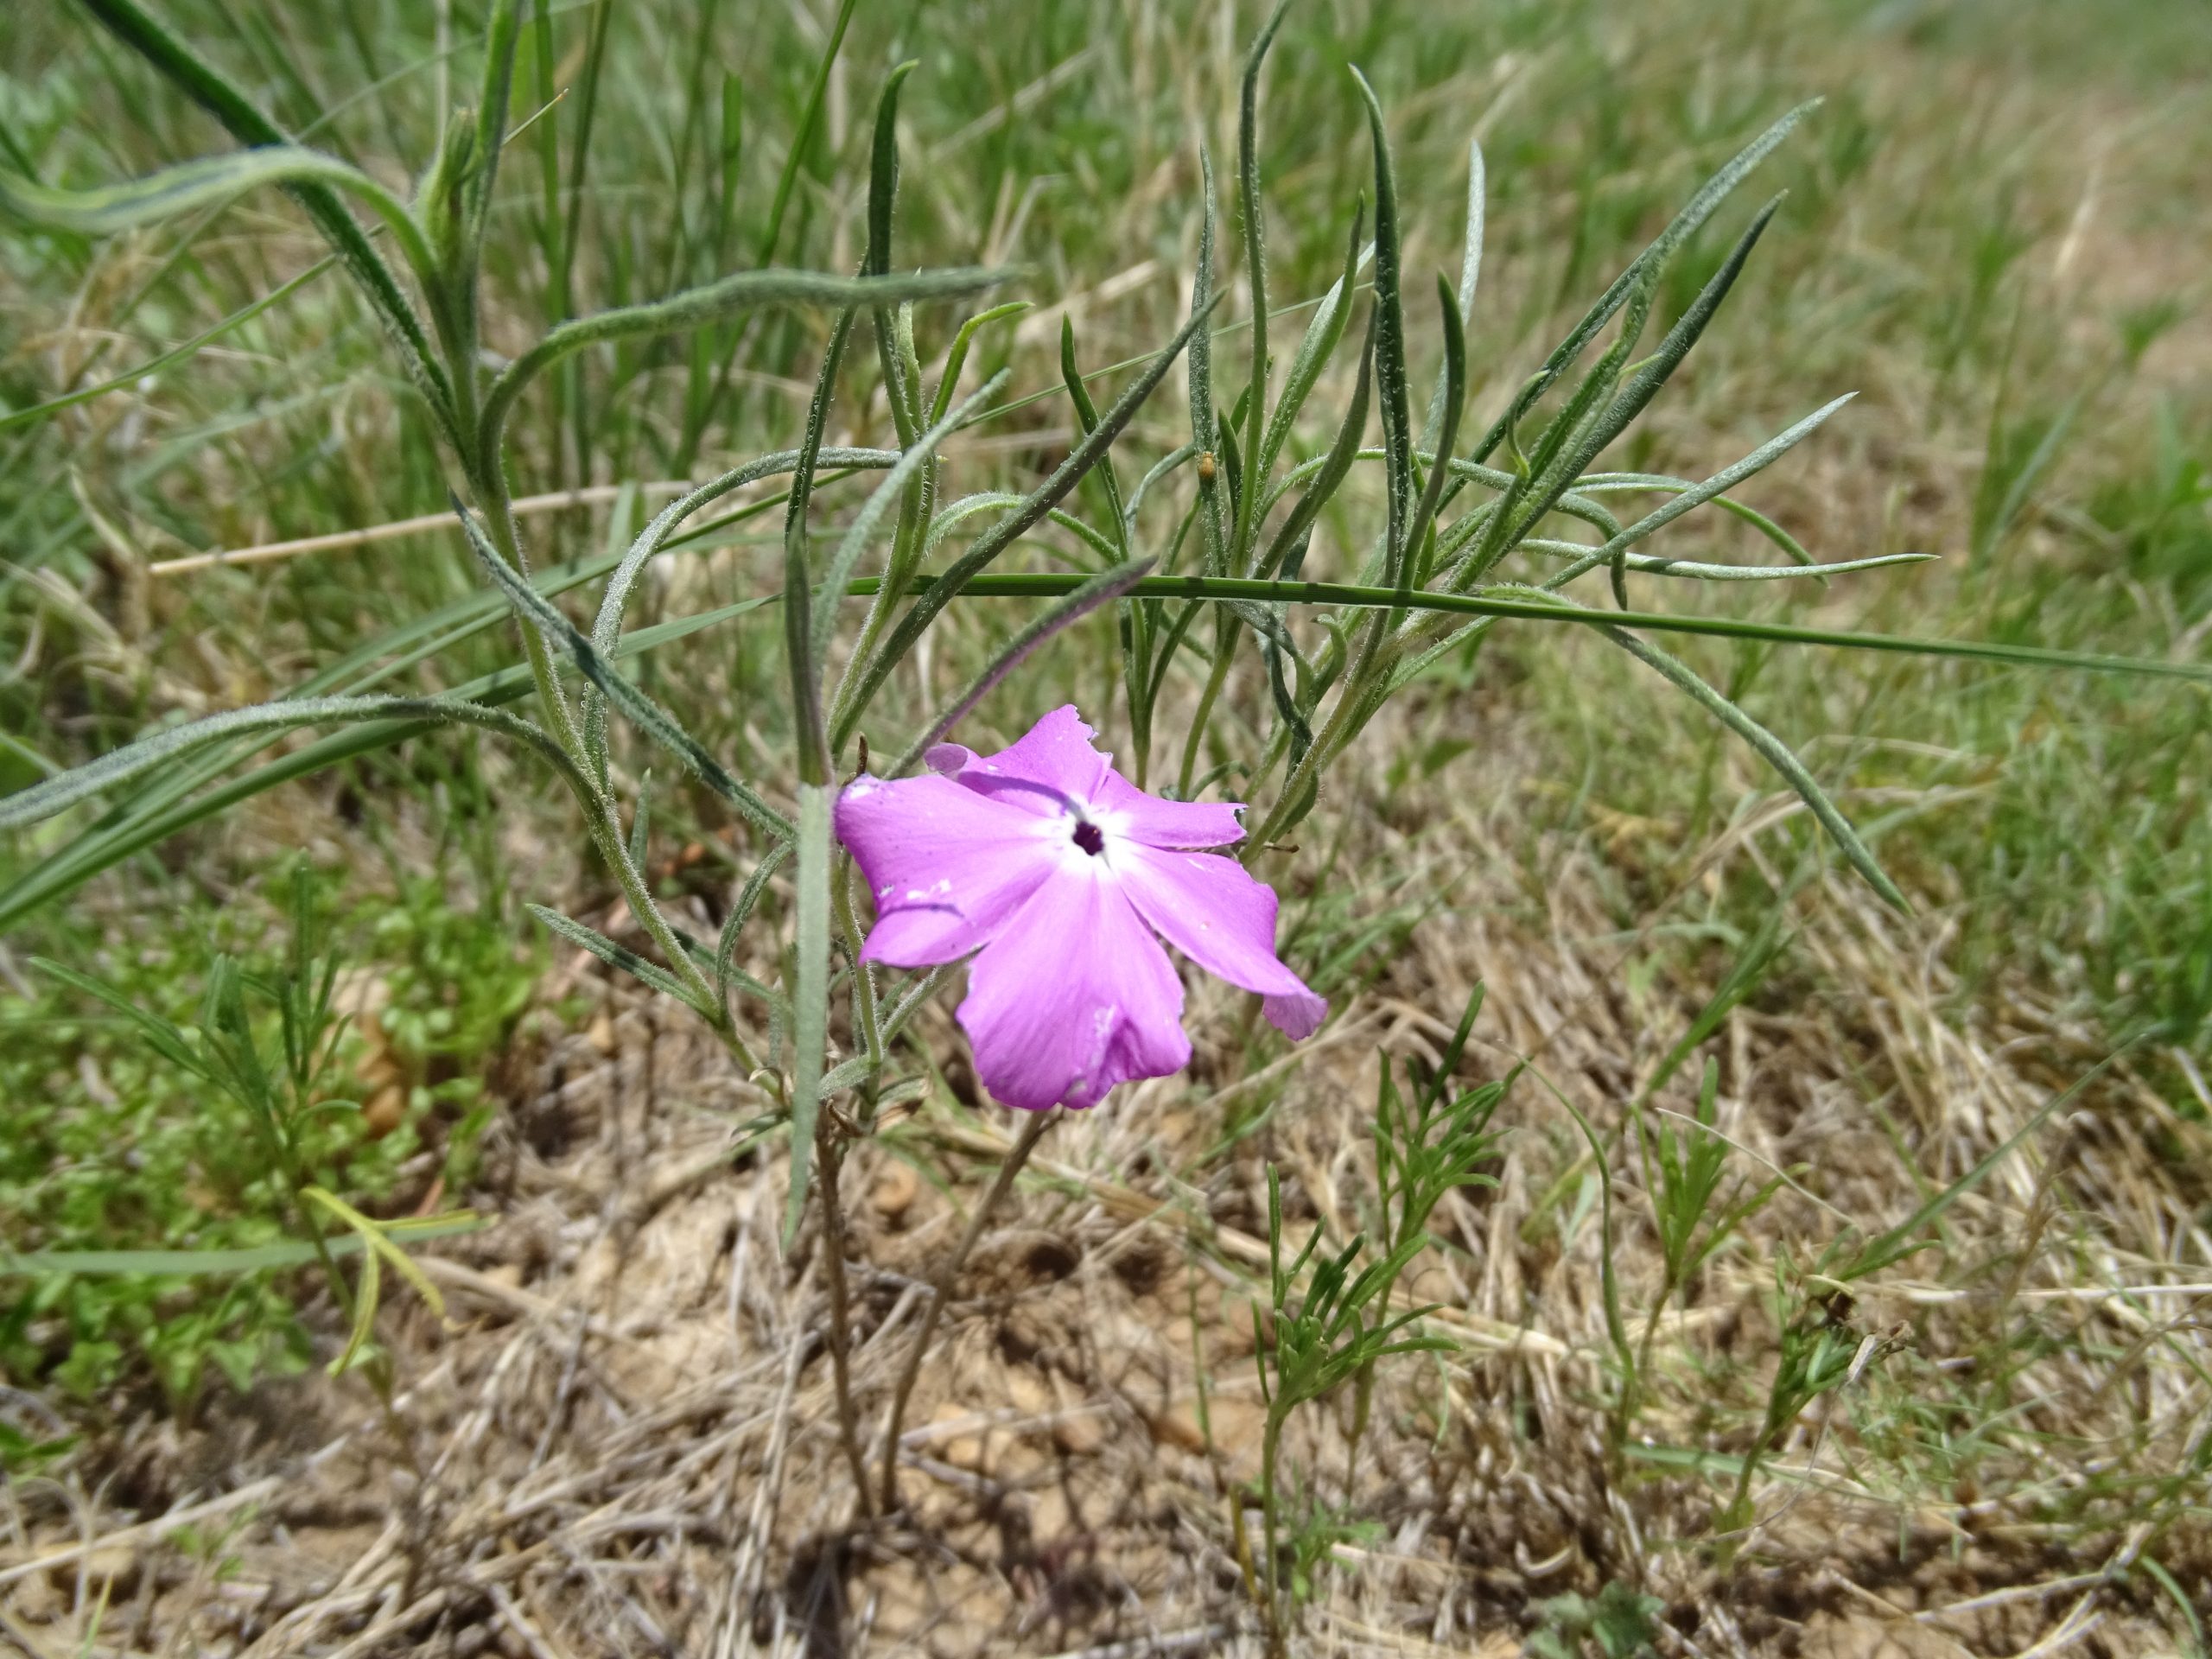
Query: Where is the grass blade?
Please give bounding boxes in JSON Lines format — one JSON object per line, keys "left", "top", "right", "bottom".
{"left": 480, "top": 265, "right": 1011, "bottom": 473}
{"left": 0, "top": 256, "right": 334, "bottom": 435}
{"left": 1, "top": 1215, "right": 482, "bottom": 1279}
{"left": 76, "top": 0, "right": 456, "bottom": 441}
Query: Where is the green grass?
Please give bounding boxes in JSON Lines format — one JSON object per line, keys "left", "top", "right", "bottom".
{"left": 0, "top": 0, "right": 2207, "bottom": 1643}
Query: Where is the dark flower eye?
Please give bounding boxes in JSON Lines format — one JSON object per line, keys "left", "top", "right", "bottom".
{"left": 1072, "top": 821, "right": 1105, "bottom": 856}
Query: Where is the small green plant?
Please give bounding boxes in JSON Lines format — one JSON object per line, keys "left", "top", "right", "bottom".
{"left": 1615, "top": 1056, "right": 1782, "bottom": 1452}
{"left": 1346, "top": 981, "right": 1509, "bottom": 1481}
{"left": 1251, "top": 1166, "right": 1451, "bottom": 1655}
{"left": 1528, "top": 1580, "right": 1668, "bottom": 1659}
{"left": 1710, "top": 1274, "right": 1866, "bottom": 1568}
{"left": 362, "top": 875, "right": 543, "bottom": 1187}
{"left": 10, "top": 864, "right": 454, "bottom": 1416}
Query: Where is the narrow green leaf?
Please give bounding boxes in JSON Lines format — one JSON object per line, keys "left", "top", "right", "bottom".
{"left": 0, "top": 144, "right": 429, "bottom": 291}
{"left": 480, "top": 264, "right": 1011, "bottom": 471}
{"left": 1350, "top": 67, "right": 1413, "bottom": 581}
{"left": 29, "top": 958, "right": 209, "bottom": 1080}
{"left": 1556, "top": 197, "right": 1783, "bottom": 488}
{"left": 930, "top": 302, "right": 1030, "bottom": 425}
{"left": 841, "top": 569, "right": 2212, "bottom": 685}
{"left": 1257, "top": 308, "right": 1374, "bottom": 580}
{"left": 1602, "top": 395, "right": 1853, "bottom": 556}
{"left": 587, "top": 446, "right": 901, "bottom": 771}
{"left": 302, "top": 1185, "right": 448, "bottom": 1319}
{"left": 454, "top": 496, "right": 795, "bottom": 838}
{"left": 756, "top": 0, "right": 857, "bottom": 266}
{"left": 1407, "top": 273, "right": 1467, "bottom": 582}
{"left": 887, "top": 557, "right": 1157, "bottom": 777}
{"left": 1060, "top": 318, "right": 1128, "bottom": 553}
{"left": 815, "top": 372, "right": 1013, "bottom": 677}
{"left": 527, "top": 903, "right": 703, "bottom": 1011}
{"left": 75, "top": 0, "right": 456, "bottom": 442}
{"left": 467, "top": 0, "right": 523, "bottom": 245}
{"left": 1231, "top": 0, "right": 1294, "bottom": 570}
{"left": 331, "top": 1239, "right": 380, "bottom": 1375}
{"left": 1592, "top": 618, "right": 1904, "bottom": 906}
{"left": 785, "top": 783, "right": 835, "bottom": 1246}
{"left": 1251, "top": 200, "right": 1364, "bottom": 538}
{"left": 836, "top": 299, "right": 1217, "bottom": 742}
{"left": 0, "top": 590, "right": 777, "bottom": 932}
{"left": 0, "top": 1215, "right": 481, "bottom": 1279}
{"left": 0, "top": 695, "right": 590, "bottom": 831}
{"left": 1837, "top": 1052, "right": 2116, "bottom": 1281}
{"left": 1522, "top": 542, "right": 1930, "bottom": 582}
{"left": 0, "top": 256, "right": 333, "bottom": 435}
{"left": 863, "top": 61, "right": 918, "bottom": 278}
{"left": 1421, "top": 137, "right": 1484, "bottom": 450}
{"left": 783, "top": 300, "right": 860, "bottom": 786}
{"left": 717, "top": 842, "right": 790, "bottom": 1019}
{"left": 1466, "top": 100, "right": 1816, "bottom": 467}
{"left": 1189, "top": 149, "right": 1230, "bottom": 575}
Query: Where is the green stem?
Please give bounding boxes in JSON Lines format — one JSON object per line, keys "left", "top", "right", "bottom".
{"left": 817, "top": 1126, "right": 874, "bottom": 1517}
{"left": 876, "top": 1109, "right": 1056, "bottom": 1513}
{"left": 1178, "top": 615, "right": 1239, "bottom": 798}
{"left": 1623, "top": 1277, "right": 1674, "bottom": 1454}
{"left": 467, "top": 450, "right": 747, "bottom": 1066}
{"left": 1242, "top": 639, "right": 1376, "bottom": 859}
{"left": 832, "top": 855, "right": 884, "bottom": 1118}
{"left": 1344, "top": 1364, "right": 1374, "bottom": 1502}
{"left": 1261, "top": 1410, "right": 1287, "bottom": 1657}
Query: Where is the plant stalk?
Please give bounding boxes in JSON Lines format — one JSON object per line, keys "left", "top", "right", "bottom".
{"left": 875, "top": 1109, "right": 1057, "bottom": 1513}
{"left": 1261, "top": 1410, "right": 1287, "bottom": 1657}
{"left": 816, "top": 1126, "right": 874, "bottom": 1516}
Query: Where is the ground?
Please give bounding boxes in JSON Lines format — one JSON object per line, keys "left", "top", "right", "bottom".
{"left": 2, "top": 0, "right": 2209, "bottom": 1654}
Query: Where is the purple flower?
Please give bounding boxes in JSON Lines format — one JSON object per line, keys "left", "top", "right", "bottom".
{"left": 836, "top": 706, "right": 1326, "bottom": 1110}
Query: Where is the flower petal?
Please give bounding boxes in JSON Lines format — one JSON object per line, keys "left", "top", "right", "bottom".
{"left": 934, "top": 704, "right": 1111, "bottom": 817}
{"left": 835, "top": 772, "right": 1059, "bottom": 966}
{"left": 1091, "top": 771, "right": 1247, "bottom": 849}
{"left": 957, "top": 868, "right": 1191, "bottom": 1109}
{"left": 1114, "top": 843, "right": 1328, "bottom": 1039}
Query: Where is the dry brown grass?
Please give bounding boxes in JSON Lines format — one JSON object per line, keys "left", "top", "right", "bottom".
{"left": 5, "top": 1, "right": 2209, "bottom": 1653}
{"left": 7, "top": 694, "right": 2208, "bottom": 1657}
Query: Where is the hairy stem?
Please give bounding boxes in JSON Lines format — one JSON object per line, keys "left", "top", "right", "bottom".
{"left": 875, "top": 1109, "right": 1057, "bottom": 1512}
{"left": 817, "top": 1126, "right": 874, "bottom": 1517}
{"left": 1178, "top": 614, "right": 1238, "bottom": 799}
{"left": 1261, "top": 1410, "right": 1287, "bottom": 1657}
{"left": 832, "top": 856, "right": 884, "bottom": 1123}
